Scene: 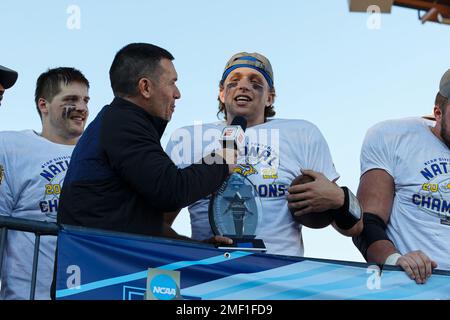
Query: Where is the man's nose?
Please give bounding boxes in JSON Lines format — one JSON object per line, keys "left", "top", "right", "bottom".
{"left": 70, "top": 101, "right": 89, "bottom": 114}
{"left": 237, "top": 78, "right": 251, "bottom": 91}
{"left": 75, "top": 100, "right": 89, "bottom": 112}
{"left": 174, "top": 86, "right": 181, "bottom": 99}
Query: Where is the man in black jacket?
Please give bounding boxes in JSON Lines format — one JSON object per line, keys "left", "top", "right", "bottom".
{"left": 58, "top": 43, "right": 234, "bottom": 242}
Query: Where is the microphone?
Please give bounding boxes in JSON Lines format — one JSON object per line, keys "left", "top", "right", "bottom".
{"left": 220, "top": 116, "right": 247, "bottom": 151}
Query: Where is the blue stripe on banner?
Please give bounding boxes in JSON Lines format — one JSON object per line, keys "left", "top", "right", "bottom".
{"left": 56, "top": 251, "right": 254, "bottom": 298}
{"left": 182, "top": 260, "right": 365, "bottom": 300}
{"left": 261, "top": 266, "right": 374, "bottom": 300}
{"left": 56, "top": 271, "right": 147, "bottom": 298}
{"left": 181, "top": 260, "right": 450, "bottom": 300}
{"left": 187, "top": 262, "right": 343, "bottom": 299}
{"left": 160, "top": 251, "right": 253, "bottom": 271}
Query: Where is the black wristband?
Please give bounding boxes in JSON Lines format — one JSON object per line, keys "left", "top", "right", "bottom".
{"left": 352, "top": 212, "right": 393, "bottom": 259}
{"left": 333, "top": 187, "right": 362, "bottom": 230}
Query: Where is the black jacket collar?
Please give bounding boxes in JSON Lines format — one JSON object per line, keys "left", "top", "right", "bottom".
{"left": 110, "top": 97, "right": 168, "bottom": 138}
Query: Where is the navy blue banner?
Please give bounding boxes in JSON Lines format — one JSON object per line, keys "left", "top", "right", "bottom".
{"left": 55, "top": 226, "right": 450, "bottom": 300}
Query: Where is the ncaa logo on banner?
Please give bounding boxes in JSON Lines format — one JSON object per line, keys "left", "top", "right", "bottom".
{"left": 145, "top": 269, "right": 181, "bottom": 300}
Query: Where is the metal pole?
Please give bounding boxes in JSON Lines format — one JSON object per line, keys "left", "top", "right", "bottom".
{"left": 29, "top": 234, "right": 41, "bottom": 300}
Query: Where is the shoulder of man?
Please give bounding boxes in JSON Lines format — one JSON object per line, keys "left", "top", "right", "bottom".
{"left": 367, "top": 117, "right": 426, "bottom": 136}
{"left": 266, "top": 118, "right": 320, "bottom": 130}
{"left": 0, "top": 130, "right": 35, "bottom": 147}
{"left": 102, "top": 103, "right": 160, "bottom": 137}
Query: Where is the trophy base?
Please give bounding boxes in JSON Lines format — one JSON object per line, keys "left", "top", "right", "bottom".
{"left": 216, "top": 235, "right": 266, "bottom": 252}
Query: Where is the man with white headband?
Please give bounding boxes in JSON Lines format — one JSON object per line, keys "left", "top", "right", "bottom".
{"left": 166, "top": 52, "right": 363, "bottom": 257}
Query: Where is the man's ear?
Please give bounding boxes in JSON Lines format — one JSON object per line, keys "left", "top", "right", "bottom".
{"left": 37, "top": 98, "right": 48, "bottom": 116}
{"left": 434, "top": 105, "right": 443, "bottom": 122}
{"left": 266, "top": 91, "right": 275, "bottom": 107}
{"left": 138, "top": 78, "right": 153, "bottom": 99}
{"left": 219, "top": 85, "right": 225, "bottom": 104}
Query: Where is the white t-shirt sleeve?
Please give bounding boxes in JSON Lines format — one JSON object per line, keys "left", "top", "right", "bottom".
{"left": 360, "top": 122, "right": 395, "bottom": 178}
{"left": 0, "top": 136, "right": 13, "bottom": 217}
{"left": 303, "top": 123, "right": 340, "bottom": 181}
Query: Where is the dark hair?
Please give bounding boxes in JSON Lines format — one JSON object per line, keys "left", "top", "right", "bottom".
{"left": 109, "top": 43, "right": 174, "bottom": 97}
{"left": 216, "top": 85, "right": 276, "bottom": 121}
{"left": 35, "top": 67, "right": 90, "bottom": 118}
{"left": 435, "top": 92, "right": 449, "bottom": 114}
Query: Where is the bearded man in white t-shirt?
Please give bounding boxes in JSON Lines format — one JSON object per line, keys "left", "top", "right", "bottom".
{"left": 354, "top": 69, "right": 450, "bottom": 284}
{"left": 0, "top": 67, "right": 89, "bottom": 299}
{"left": 165, "top": 52, "right": 363, "bottom": 257}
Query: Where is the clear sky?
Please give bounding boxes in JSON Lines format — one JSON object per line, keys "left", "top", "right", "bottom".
{"left": 1, "top": 1, "right": 449, "bottom": 262}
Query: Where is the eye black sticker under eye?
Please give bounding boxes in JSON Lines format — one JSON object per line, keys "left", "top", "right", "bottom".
{"left": 62, "top": 106, "right": 77, "bottom": 119}
{"left": 252, "top": 83, "right": 263, "bottom": 91}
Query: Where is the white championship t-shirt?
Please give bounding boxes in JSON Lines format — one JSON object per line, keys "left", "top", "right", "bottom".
{"left": 0, "top": 130, "right": 75, "bottom": 299}
{"left": 361, "top": 117, "right": 450, "bottom": 270}
{"left": 166, "top": 119, "right": 339, "bottom": 257}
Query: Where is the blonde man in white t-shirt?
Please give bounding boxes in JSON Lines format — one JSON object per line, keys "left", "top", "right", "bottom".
{"left": 166, "top": 52, "right": 363, "bottom": 256}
